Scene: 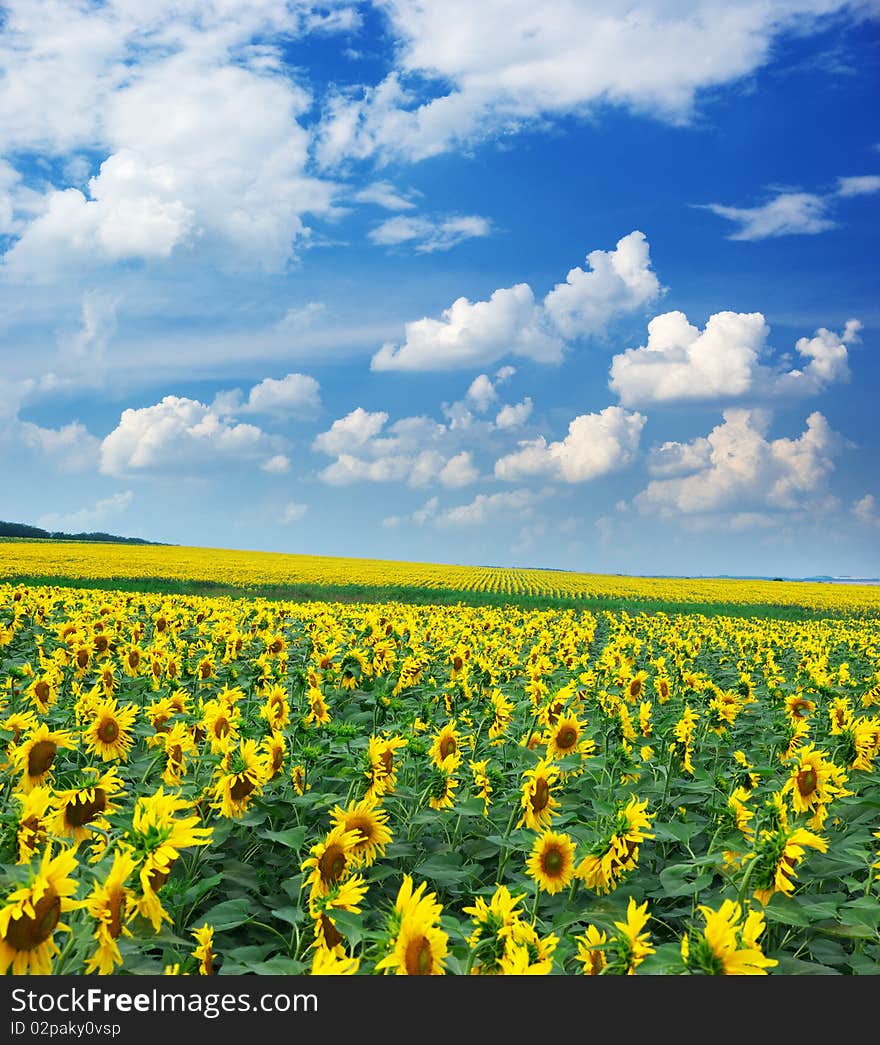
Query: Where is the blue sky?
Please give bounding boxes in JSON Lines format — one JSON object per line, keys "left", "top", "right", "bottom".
{"left": 1, "top": 0, "right": 878, "bottom": 578}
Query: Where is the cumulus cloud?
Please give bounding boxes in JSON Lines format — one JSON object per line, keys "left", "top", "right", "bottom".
{"left": 315, "top": 1, "right": 876, "bottom": 165}
{"left": 262, "top": 454, "right": 291, "bottom": 474}
{"left": 353, "top": 180, "right": 418, "bottom": 210}
{"left": 2, "top": 11, "right": 346, "bottom": 278}
{"left": 466, "top": 374, "right": 498, "bottom": 412}
{"left": 635, "top": 409, "right": 843, "bottom": 522}
{"left": 372, "top": 283, "right": 564, "bottom": 371}
{"left": 313, "top": 406, "right": 480, "bottom": 488}
{"left": 609, "top": 312, "right": 857, "bottom": 406}
{"left": 371, "top": 231, "right": 661, "bottom": 371}
{"left": 18, "top": 419, "right": 101, "bottom": 473}
{"left": 368, "top": 213, "right": 491, "bottom": 252}
{"left": 495, "top": 405, "right": 645, "bottom": 483}
{"left": 494, "top": 398, "right": 533, "bottom": 429}
{"left": 836, "top": 175, "right": 880, "bottom": 197}
{"left": 99, "top": 395, "right": 278, "bottom": 476}
{"left": 241, "top": 373, "right": 322, "bottom": 416}
{"left": 543, "top": 231, "right": 663, "bottom": 339}
{"left": 37, "top": 491, "right": 134, "bottom": 533}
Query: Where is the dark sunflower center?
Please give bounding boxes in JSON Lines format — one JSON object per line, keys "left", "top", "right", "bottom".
{"left": 531, "top": 778, "right": 550, "bottom": 813}
{"left": 556, "top": 726, "right": 577, "bottom": 750}
{"left": 404, "top": 934, "right": 433, "bottom": 975}
{"left": 200, "top": 662, "right": 213, "bottom": 679}
{"left": 629, "top": 679, "right": 642, "bottom": 698}
{"left": 66, "top": 788, "right": 108, "bottom": 827}
{"left": 27, "top": 740, "right": 57, "bottom": 777}
{"left": 6, "top": 890, "right": 61, "bottom": 951}
{"left": 271, "top": 747, "right": 284, "bottom": 773}
{"left": 108, "top": 891, "right": 126, "bottom": 938}
{"left": 97, "top": 718, "right": 119, "bottom": 743}
{"left": 797, "top": 768, "right": 818, "bottom": 797}
{"left": 128, "top": 651, "right": 140, "bottom": 669}
{"left": 34, "top": 681, "right": 50, "bottom": 703}
{"left": 318, "top": 844, "right": 347, "bottom": 884}
{"left": 269, "top": 639, "right": 283, "bottom": 654}
{"left": 348, "top": 816, "right": 373, "bottom": 845}
{"left": 94, "top": 635, "right": 109, "bottom": 653}
{"left": 320, "top": 914, "right": 344, "bottom": 949}
{"left": 380, "top": 751, "right": 394, "bottom": 775}
{"left": 542, "top": 846, "right": 564, "bottom": 876}
{"left": 439, "top": 737, "right": 457, "bottom": 759}
{"left": 148, "top": 865, "right": 171, "bottom": 891}
{"left": 77, "top": 649, "right": 90, "bottom": 668}
{"left": 230, "top": 775, "right": 256, "bottom": 801}
{"left": 156, "top": 618, "right": 167, "bottom": 632}
{"left": 452, "top": 656, "right": 463, "bottom": 672}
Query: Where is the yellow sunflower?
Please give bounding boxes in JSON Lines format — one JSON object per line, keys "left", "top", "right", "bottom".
{"left": 48, "top": 767, "right": 125, "bottom": 844}
{"left": 13, "top": 724, "right": 76, "bottom": 793}
{"left": 429, "top": 721, "right": 462, "bottom": 773}
{"left": 543, "top": 712, "right": 594, "bottom": 763}
{"left": 14, "top": 786, "right": 53, "bottom": 864}
{"left": 575, "top": 923, "right": 608, "bottom": 975}
{"left": 611, "top": 897, "right": 655, "bottom": 975}
{"left": 83, "top": 847, "right": 138, "bottom": 975}
{"left": 328, "top": 796, "right": 393, "bottom": 868}
{"left": 311, "top": 946, "right": 360, "bottom": 975}
{"left": 210, "top": 738, "right": 267, "bottom": 819}
{"left": 526, "top": 830, "right": 577, "bottom": 895}
{"left": 682, "top": 900, "right": 777, "bottom": 975}
{"left": 191, "top": 923, "right": 215, "bottom": 975}
{"left": 0, "top": 845, "right": 81, "bottom": 975}
{"left": 375, "top": 875, "right": 448, "bottom": 976}
{"left": 301, "top": 825, "right": 362, "bottom": 905}
{"left": 517, "top": 757, "right": 562, "bottom": 831}
{"left": 365, "top": 734, "right": 408, "bottom": 799}
{"left": 82, "top": 696, "right": 139, "bottom": 762}
{"left": 750, "top": 824, "right": 828, "bottom": 906}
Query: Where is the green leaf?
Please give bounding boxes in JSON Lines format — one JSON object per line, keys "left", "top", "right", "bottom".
{"left": 197, "top": 897, "right": 252, "bottom": 931}
{"left": 271, "top": 905, "right": 304, "bottom": 928}
{"left": 839, "top": 897, "right": 880, "bottom": 929}
{"left": 259, "top": 826, "right": 307, "bottom": 850}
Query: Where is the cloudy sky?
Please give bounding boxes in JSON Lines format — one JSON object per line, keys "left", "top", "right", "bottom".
{"left": 1, "top": 0, "right": 878, "bottom": 578}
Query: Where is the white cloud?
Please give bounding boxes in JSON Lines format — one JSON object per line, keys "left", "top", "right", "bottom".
{"left": 495, "top": 405, "right": 645, "bottom": 483}
{"left": 319, "top": 452, "right": 412, "bottom": 485}
{"left": 371, "top": 230, "right": 661, "bottom": 371}
{"left": 37, "top": 491, "right": 134, "bottom": 533}
{"left": 282, "top": 501, "right": 308, "bottom": 524}
{"left": 494, "top": 397, "right": 533, "bottom": 429}
{"left": 60, "top": 290, "right": 121, "bottom": 363}
{"left": 543, "top": 231, "right": 662, "bottom": 339}
{"left": 836, "top": 175, "right": 880, "bottom": 197}
{"left": 438, "top": 451, "right": 480, "bottom": 488}
{"left": 372, "top": 283, "right": 564, "bottom": 371}
{"left": 353, "top": 180, "right": 418, "bottom": 210}
{"left": 466, "top": 374, "right": 497, "bottom": 412}
{"left": 434, "top": 488, "right": 539, "bottom": 528}
{"left": 18, "top": 419, "right": 100, "bottom": 474}
{"left": 369, "top": 213, "right": 491, "bottom": 252}
{"left": 647, "top": 438, "right": 712, "bottom": 477}
{"left": 312, "top": 407, "right": 389, "bottom": 456}
{"left": 635, "top": 409, "right": 842, "bottom": 521}
{"left": 241, "top": 373, "right": 322, "bottom": 416}
{"left": 697, "top": 191, "right": 834, "bottom": 240}
{"left": 99, "top": 395, "right": 276, "bottom": 476}
{"left": 315, "top": 1, "right": 873, "bottom": 165}
{"left": 262, "top": 454, "right": 291, "bottom": 474}
{"left": 609, "top": 311, "right": 855, "bottom": 406}
{"left": 853, "top": 494, "right": 880, "bottom": 526}
{"left": 275, "top": 302, "right": 327, "bottom": 331}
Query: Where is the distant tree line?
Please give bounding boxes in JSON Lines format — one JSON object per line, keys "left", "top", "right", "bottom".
{"left": 0, "top": 520, "right": 163, "bottom": 545}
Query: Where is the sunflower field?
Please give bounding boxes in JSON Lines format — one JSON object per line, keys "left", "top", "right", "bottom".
{"left": 1, "top": 577, "right": 879, "bottom": 976}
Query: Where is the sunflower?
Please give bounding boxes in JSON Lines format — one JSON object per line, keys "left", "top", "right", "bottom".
{"left": 575, "top": 923, "right": 608, "bottom": 975}
{"left": 311, "top": 947, "right": 361, "bottom": 975}
{"left": 120, "top": 643, "right": 145, "bottom": 678}
{"left": 526, "top": 830, "right": 577, "bottom": 895}
{"left": 48, "top": 767, "right": 124, "bottom": 844}
{"left": 13, "top": 724, "right": 76, "bottom": 793}
{"left": 517, "top": 757, "right": 562, "bottom": 831}
{"left": 463, "top": 884, "right": 527, "bottom": 971}
{"left": 210, "top": 738, "right": 267, "bottom": 819}
{"left": 200, "top": 698, "right": 240, "bottom": 754}
{"left": 609, "top": 897, "right": 655, "bottom": 975}
{"left": 375, "top": 875, "right": 448, "bottom": 976}
{"left": 428, "top": 768, "right": 459, "bottom": 811}
{"left": 469, "top": 759, "right": 492, "bottom": 815}
{"left": 309, "top": 875, "right": 369, "bottom": 952}
{"left": 304, "top": 685, "right": 331, "bottom": 728}
{"left": 160, "top": 721, "right": 199, "bottom": 788}
{"left": 25, "top": 671, "right": 61, "bottom": 715}
{"left": 328, "top": 796, "right": 392, "bottom": 868}
{"left": 429, "top": 721, "right": 462, "bottom": 773}
{"left": 128, "top": 788, "right": 213, "bottom": 932}
{"left": 14, "top": 786, "right": 53, "bottom": 864}
{"left": 750, "top": 823, "right": 828, "bottom": 906}
{"left": 681, "top": 900, "right": 777, "bottom": 975}
{"left": 259, "top": 683, "right": 290, "bottom": 731}
{"left": 780, "top": 744, "right": 851, "bottom": 827}
{"left": 497, "top": 920, "right": 558, "bottom": 975}
{"left": 365, "top": 734, "right": 408, "bottom": 799}
{"left": 261, "top": 731, "right": 287, "bottom": 780}
{"left": 543, "top": 712, "right": 594, "bottom": 763}
{"left": 82, "top": 847, "right": 138, "bottom": 975}
{"left": 301, "top": 825, "right": 362, "bottom": 905}
{"left": 82, "top": 696, "right": 139, "bottom": 762}
{"left": 191, "top": 923, "right": 215, "bottom": 975}
{"left": 785, "top": 692, "right": 816, "bottom": 720}
{"left": 576, "top": 795, "right": 654, "bottom": 895}
{"left": 292, "top": 764, "right": 310, "bottom": 796}
{"left": 0, "top": 845, "right": 81, "bottom": 975}
{"left": 0, "top": 709, "right": 38, "bottom": 769}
